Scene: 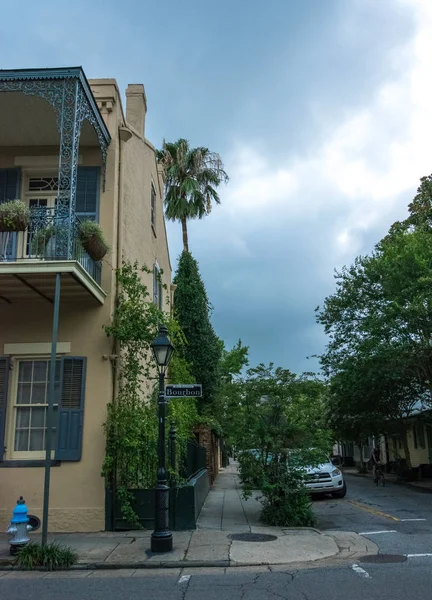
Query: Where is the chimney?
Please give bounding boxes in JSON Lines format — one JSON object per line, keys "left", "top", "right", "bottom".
{"left": 125, "top": 84, "right": 147, "bottom": 137}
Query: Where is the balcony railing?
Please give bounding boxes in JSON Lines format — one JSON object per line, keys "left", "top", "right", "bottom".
{"left": 0, "top": 206, "right": 101, "bottom": 285}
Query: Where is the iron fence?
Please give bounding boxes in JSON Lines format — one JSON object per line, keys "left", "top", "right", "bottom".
{"left": 0, "top": 206, "right": 101, "bottom": 284}
{"left": 182, "top": 440, "right": 207, "bottom": 480}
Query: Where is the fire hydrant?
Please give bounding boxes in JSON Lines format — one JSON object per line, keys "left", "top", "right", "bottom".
{"left": 7, "top": 496, "right": 33, "bottom": 555}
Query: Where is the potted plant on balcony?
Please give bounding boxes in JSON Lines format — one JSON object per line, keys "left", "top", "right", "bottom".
{"left": 31, "top": 225, "right": 56, "bottom": 256}
{"left": 78, "top": 220, "right": 109, "bottom": 261}
{"left": 0, "top": 200, "right": 31, "bottom": 232}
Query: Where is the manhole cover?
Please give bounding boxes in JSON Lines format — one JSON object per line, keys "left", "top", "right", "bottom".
{"left": 228, "top": 533, "right": 278, "bottom": 543}
{"left": 359, "top": 554, "right": 407, "bottom": 564}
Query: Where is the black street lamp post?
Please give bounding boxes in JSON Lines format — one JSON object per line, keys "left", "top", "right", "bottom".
{"left": 150, "top": 325, "right": 175, "bottom": 553}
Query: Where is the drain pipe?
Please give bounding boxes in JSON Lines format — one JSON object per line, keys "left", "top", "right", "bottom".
{"left": 108, "top": 125, "right": 132, "bottom": 530}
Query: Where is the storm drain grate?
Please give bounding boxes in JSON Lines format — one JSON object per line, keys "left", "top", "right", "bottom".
{"left": 228, "top": 533, "right": 278, "bottom": 543}
{"left": 359, "top": 554, "right": 407, "bottom": 564}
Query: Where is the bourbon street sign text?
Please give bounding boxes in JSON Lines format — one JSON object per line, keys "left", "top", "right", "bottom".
{"left": 165, "top": 384, "right": 203, "bottom": 398}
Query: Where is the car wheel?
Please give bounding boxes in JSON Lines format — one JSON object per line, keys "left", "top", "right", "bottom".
{"left": 332, "top": 483, "right": 347, "bottom": 498}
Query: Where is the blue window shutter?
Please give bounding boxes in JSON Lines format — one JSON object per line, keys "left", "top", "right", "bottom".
{"left": 55, "top": 357, "right": 87, "bottom": 461}
{"left": 76, "top": 167, "right": 100, "bottom": 223}
{"left": 0, "top": 168, "right": 21, "bottom": 261}
{"left": 0, "top": 357, "right": 10, "bottom": 461}
{"left": 0, "top": 168, "right": 21, "bottom": 202}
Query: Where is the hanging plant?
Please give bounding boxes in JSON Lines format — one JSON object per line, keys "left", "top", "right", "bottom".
{"left": 0, "top": 200, "right": 31, "bottom": 232}
{"left": 31, "top": 226, "right": 57, "bottom": 256}
{"left": 78, "top": 220, "right": 109, "bottom": 261}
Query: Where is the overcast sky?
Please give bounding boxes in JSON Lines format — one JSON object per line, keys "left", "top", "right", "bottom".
{"left": 1, "top": 0, "right": 431, "bottom": 375}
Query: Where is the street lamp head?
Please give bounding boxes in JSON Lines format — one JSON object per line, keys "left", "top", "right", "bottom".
{"left": 151, "top": 325, "right": 175, "bottom": 372}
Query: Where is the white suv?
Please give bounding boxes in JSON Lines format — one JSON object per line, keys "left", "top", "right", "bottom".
{"left": 304, "top": 459, "right": 347, "bottom": 498}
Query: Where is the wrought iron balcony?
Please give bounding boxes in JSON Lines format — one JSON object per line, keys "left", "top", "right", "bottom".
{"left": 0, "top": 206, "right": 101, "bottom": 285}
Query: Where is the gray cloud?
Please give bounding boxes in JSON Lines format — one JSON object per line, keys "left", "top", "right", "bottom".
{"left": 0, "top": 0, "right": 428, "bottom": 375}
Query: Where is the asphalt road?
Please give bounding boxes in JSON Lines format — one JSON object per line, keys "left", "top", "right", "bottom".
{"left": 314, "top": 473, "right": 432, "bottom": 557}
{"left": 2, "top": 474, "right": 432, "bottom": 599}
{"left": 1, "top": 564, "right": 431, "bottom": 600}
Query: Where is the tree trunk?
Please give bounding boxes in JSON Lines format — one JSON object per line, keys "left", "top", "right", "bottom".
{"left": 358, "top": 440, "right": 366, "bottom": 473}
{"left": 181, "top": 217, "right": 189, "bottom": 252}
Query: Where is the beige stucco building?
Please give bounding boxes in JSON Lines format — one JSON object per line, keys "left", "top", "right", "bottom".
{"left": 0, "top": 68, "right": 171, "bottom": 532}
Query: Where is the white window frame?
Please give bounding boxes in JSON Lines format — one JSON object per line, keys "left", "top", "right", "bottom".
{"left": 151, "top": 182, "right": 156, "bottom": 230}
{"left": 6, "top": 356, "right": 60, "bottom": 460}
{"left": 153, "top": 262, "right": 163, "bottom": 310}
{"left": 15, "top": 170, "right": 59, "bottom": 260}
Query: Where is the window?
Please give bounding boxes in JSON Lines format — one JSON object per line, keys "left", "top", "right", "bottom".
{"left": 76, "top": 168, "right": 100, "bottom": 223}
{"left": 153, "top": 264, "right": 163, "bottom": 310}
{"left": 0, "top": 168, "right": 20, "bottom": 202}
{"left": 151, "top": 183, "right": 156, "bottom": 229}
{"left": 0, "top": 356, "right": 87, "bottom": 463}
{"left": 13, "top": 360, "right": 61, "bottom": 458}
{"left": 413, "top": 427, "right": 418, "bottom": 450}
{"left": 0, "top": 168, "right": 21, "bottom": 261}
{"left": 417, "top": 425, "right": 425, "bottom": 449}
{"left": 28, "top": 177, "right": 59, "bottom": 192}
{"left": 24, "top": 172, "right": 58, "bottom": 259}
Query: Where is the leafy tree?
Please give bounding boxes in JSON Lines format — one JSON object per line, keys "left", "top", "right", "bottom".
{"left": 224, "top": 363, "right": 331, "bottom": 526}
{"left": 214, "top": 340, "right": 249, "bottom": 449}
{"left": 219, "top": 339, "right": 249, "bottom": 383}
{"left": 231, "top": 364, "right": 331, "bottom": 455}
{"left": 317, "top": 175, "right": 432, "bottom": 470}
{"left": 157, "top": 138, "right": 228, "bottom": 251}
{"left": 173, "top": 250, "right": 222, "bottom": 414}
{"left": 317, "top": 230, "right": 432, "bottom": 388}
{"left": 406, "top": 173, "right": 432, "bottom": 230}
{"left": 326, "top": 342, "right": 425, "bottom": 469}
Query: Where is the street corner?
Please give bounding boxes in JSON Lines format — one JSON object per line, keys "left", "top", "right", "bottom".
{"left": 229, "top": 528, "right": 339, "bottom": 566}
{"left": 324, "top": 530, "right": 379, "bottom": 561}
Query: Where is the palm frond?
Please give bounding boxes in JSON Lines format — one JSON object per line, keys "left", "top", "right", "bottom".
{"left": 157, "top": 138, "right": 228, "bottom": 233}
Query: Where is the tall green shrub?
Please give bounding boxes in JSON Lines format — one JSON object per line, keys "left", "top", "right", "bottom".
{"left": 173, "top": 251, "right": 222, "bottom": 414}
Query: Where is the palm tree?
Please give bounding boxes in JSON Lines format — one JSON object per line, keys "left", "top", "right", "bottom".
{"left": 157, "top": 139, "right": 229, "bottom": 252}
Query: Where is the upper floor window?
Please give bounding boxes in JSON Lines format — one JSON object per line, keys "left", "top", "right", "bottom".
{"left": 76, "top": 167, "right": 100, "bottom": 223}
{"left": 24, "top": 168, "right": 100, "bottom": 222}
{"left": 151, "top": 183, "right": 156, "bottom": 230}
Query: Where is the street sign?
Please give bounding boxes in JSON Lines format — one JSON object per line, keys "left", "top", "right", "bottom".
{"left": 165, "top": 384, "right": 202, "bottom": 398}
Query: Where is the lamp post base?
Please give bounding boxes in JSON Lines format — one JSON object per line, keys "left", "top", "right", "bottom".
{"left": 151, "top": 532, "right": 173, "bottom": 553}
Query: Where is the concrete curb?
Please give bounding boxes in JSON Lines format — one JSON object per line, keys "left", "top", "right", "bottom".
{"left": 0, "top": 529, "right": 378, "bottom": 573}
{"left": 0, "top": 560, "right": 318, "bottom": 572}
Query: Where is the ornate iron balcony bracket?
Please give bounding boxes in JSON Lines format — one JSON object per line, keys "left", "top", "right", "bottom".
{"left": 0, "top": 68, "right": 111, "bottom": 232}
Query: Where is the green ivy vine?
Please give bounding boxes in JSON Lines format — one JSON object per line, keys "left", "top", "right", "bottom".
{"left": 102, "top": 261, "right": 197, "bottom": 527}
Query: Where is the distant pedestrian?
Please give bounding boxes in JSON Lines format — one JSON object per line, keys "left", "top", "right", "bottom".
{"left": 370, "top": 447, "right": 381, "bottom": 481}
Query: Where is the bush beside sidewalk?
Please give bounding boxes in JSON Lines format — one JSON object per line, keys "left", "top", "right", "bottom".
{"left": 0, "top": 464, "right": 377, "bottom": 571}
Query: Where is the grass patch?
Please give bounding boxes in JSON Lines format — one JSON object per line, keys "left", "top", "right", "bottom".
{"left": 17, "top": 542, "right": 78, "bottom": 570}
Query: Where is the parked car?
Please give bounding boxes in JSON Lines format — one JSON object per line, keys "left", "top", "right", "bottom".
{"left": 304, "top": 457, "right": 347, "bottom": 498}
{"left": 240, "top": 449, "right": 347, "bottom": 498}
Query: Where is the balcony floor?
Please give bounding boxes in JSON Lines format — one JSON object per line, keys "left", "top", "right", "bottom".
{"left": 0, "top": 260, "right": 106, "bottom": 305}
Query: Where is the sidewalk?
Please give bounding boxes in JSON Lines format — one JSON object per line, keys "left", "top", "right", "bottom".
{"left": 344, "top": 468, "right": 432, "bottom": 492}
{"left": 0, "top": 462, "right": 377, "bottom": 570}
